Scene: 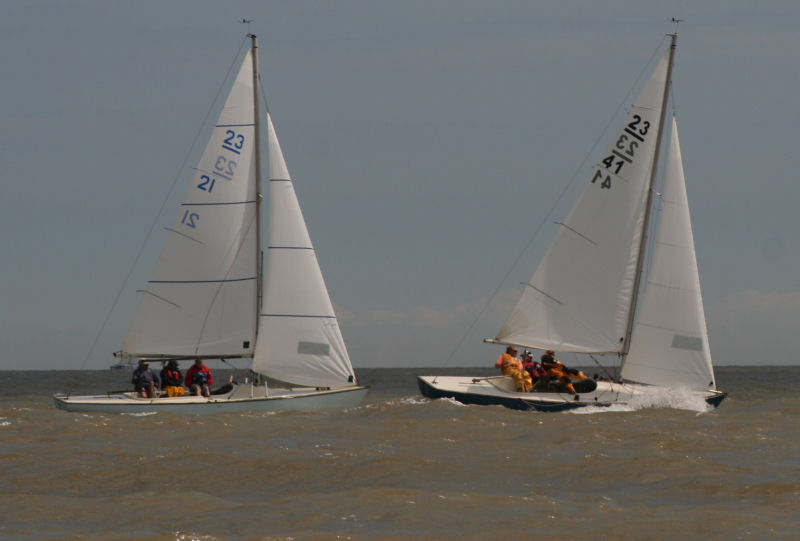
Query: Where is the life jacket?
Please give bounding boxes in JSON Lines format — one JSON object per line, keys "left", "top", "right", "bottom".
{"left": 524, "top": 361, "right": 545, "bottom": 379}
{"left": 192, "top": 370, "right": 209, "bottom": 385}
{"left": 163, "top": 369, "right": 181, "bottom": 387}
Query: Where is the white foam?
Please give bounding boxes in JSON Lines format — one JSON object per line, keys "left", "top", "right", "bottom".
{"left": 569, "top": 386, "right": 713, "bottom": 414}
{"left": 626, "top": 386, "right": 713, "bottom": 413}
{"left": 120, "top": 411, "right": 160, "bottom": 417}
{"left": 440, "top": 397, "right": 470, "bottom": 407}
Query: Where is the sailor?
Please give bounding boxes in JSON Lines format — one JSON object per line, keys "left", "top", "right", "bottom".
{"left": 132, "top": 359, "right": 160, "bottom": 398}
{"left": 540, "top": 351, "right": 578, "bottom": 394}
{"left": 522, "top": 350, "right": 545, "bottom": 386}
{"left": 160, "top": 360, "right": 185, "bottom": 397}
{"left": 185, "top": 358, "right": 213, "bottom": 397}
{"left": 539, "top": 350, "right": 597, "bottom": 394}
{"left": 494, "top": 346, "right": 532, "bottom": 392}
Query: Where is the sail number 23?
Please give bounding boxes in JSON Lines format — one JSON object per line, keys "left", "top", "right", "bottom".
{"left": 593, "top": 114, "right": 650, "bottom": 190}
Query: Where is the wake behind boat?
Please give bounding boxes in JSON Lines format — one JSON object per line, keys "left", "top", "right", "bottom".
{"left": 419, "top": 32, "right": 727, "bottom": 412}
{"left": 55, "top": 34, "right": 367, "bottom": 414}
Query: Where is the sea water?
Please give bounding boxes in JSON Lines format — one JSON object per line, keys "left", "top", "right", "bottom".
{"left": 0, "top": 366, "right": 798, "bottom": 540}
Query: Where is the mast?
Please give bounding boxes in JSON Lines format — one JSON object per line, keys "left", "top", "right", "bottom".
{"left": 622, "top": 32, "right": 677, "bottom": 356}
{"left": 250, "top": 33, "right": 264, "bottom": 323}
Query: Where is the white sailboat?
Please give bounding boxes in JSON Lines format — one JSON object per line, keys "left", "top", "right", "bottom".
{"left": 418, "top": 33, "right": 727, "bottom": 412}
{"left": 55, "top": 35, "right": 367, "bottom": 414}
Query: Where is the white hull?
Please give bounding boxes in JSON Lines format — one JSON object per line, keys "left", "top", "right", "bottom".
{"left": 54, "top": 384, "right": 368, "bottom": 415}
{"left": 418, "top": 375, "right": 726, "bottom": 412}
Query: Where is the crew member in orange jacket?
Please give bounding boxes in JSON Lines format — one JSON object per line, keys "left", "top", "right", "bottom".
{"left": 494, "top": 346, "right": 532, "bottom": 392}
{"left": 540, "top": 350, "right": 585, "bottom": 394}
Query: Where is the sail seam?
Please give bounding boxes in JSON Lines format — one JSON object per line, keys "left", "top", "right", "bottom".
{"left": 216, "top": 123, "right": 256, "bottom": 128}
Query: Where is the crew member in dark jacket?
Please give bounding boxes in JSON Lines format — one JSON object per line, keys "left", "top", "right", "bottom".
{"left": 132, "top": 360, "right": 159, "bottom": 398}
{"left": 160, "top": 360, "right": 185, "bottom": 397}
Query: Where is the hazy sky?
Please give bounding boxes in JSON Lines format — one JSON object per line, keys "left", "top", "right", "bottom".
{"left": 2, "top": 1, "right": 799, "bottom": 370}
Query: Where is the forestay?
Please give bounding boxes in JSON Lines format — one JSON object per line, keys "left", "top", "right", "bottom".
{"left": 123, "top": 51, "right": 259, "bottom": 358}
{"left": 622, "top": 118, "right": 715, "bottom": 389}
{"left": 250, "top": 114, "right": 356, "bottom": 388}
{"left": 496, "top": 51, "right": 670, "bottom": 354}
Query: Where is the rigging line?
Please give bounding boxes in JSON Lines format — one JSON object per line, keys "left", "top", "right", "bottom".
{"left": 588, "top": 354, "right": 618, "bottom": 383}
{"left": 436, "top": 37, "right": 671, "bottom": 375}
{"left": 77, "top": 37, "right": 251, "bottom": 372}
{"left": 219, "top": 357, "right": 248, "bottom": 378}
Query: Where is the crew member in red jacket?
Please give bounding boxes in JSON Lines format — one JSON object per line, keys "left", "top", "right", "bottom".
{"left": 185, "top": 358, "right": 213, "bottom": 397}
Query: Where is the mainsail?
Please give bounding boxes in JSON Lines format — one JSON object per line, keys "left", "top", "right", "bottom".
{"left": 622, "top": 118, "right": 715, "bottom": 389}
{"left": 495, "top": 51, "right": 671, "bottom": 353}
{"left": 250, "top": 114, "right": 356, "bottom": 388}
{"left": 123, "top": 50, "right": 259, "bottom": 358}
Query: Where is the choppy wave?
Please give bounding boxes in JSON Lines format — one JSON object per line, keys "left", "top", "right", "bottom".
{"left": 0, "top": 366, "right": 797, "bottom": 539}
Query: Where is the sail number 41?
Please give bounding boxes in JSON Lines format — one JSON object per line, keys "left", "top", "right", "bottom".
{"left": 591, "top": 170, "right": 612, "bottom": 189}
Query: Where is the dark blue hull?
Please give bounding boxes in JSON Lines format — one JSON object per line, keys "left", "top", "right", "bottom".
{"left": 417, "top": 376, "right": 605, "bottom": 412}
{"left": 417, "top": 376, "right": 727, "bottom": 412}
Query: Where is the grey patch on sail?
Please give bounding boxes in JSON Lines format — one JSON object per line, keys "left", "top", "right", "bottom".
{"left": 298, "top": 341, "right": 330, "bottom": 356}
{"left": 671, "top": 335, "right": 703, "bottom": 351}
